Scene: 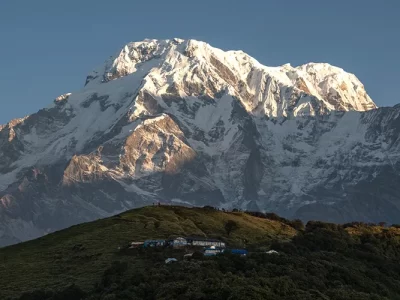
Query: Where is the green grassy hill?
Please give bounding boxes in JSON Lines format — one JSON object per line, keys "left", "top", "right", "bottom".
{"left": 2, "top": 206, "right": 400, "bottom": 300}
{"left": 0, "top": 206, "right": 295, "bottom": 299}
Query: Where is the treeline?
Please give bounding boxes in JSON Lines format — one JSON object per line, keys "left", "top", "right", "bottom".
{"left": 204, "top": 205, "right": 400, "bottom": 232}
{"left": 15, "top": 217, "right": 400, "bottom": 300}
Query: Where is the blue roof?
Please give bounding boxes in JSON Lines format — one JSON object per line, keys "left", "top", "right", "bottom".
{"left": 229, "top": 249, "right": 248, "bottom": 254}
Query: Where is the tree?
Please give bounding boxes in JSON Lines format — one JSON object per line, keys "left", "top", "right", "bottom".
{"left": 203, "top": 205, "right": 216, "bottom": 210}
{"left": 225, "top": 220, "right": 239, "bottom": 236}
{"left": 290, "top": 219, "right": 305, "bottom": 231}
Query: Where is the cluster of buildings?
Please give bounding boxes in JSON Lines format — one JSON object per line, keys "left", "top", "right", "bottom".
{"left": 130, "top": 236, "right": 227, "bottom": 249}
{"left": 128, "top": 236, "right": 280, "bottom": 259}
{"left": 129, "top": 236, "right": 251, "bottom": 259}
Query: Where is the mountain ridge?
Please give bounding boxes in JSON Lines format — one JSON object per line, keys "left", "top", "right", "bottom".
{"left": 1, "top": 38, "right": 399, "bottom": 247}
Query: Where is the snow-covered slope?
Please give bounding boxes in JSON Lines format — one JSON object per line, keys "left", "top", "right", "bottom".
{"left": 1, "top": 38, "right": 398, "bottom": 247}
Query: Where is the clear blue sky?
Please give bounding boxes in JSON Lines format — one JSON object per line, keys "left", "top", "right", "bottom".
{"left": 1, "top": 0, "right": 399, "bottom": 124}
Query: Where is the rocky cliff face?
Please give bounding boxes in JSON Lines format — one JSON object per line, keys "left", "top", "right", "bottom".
{"left": 1, "top": 38, "right": 399, "bottom": 246}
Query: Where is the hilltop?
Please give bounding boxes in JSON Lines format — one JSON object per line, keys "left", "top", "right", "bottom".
{"left": 0, "top": 205, "right": 296, "bottom": 299}
{"left": 2, "top": 206, "right": 400, "bottom": 299}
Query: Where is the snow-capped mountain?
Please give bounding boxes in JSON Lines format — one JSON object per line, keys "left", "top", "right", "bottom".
{"left": 1, "top": 38, "right": 399, "bottom": 246}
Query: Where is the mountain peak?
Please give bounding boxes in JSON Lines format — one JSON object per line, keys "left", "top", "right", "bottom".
{"left": 84, "top": 38, "right": 376, "bottom": 115}
{"left": 295, "top": 62, "right": 377, "bottom": 111}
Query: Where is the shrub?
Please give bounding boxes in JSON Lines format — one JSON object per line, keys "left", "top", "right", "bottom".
{"left": 225, "top": 220, "right": 239, "bottom": 236}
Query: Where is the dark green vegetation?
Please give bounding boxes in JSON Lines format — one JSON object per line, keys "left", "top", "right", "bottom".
{"left": 1, "top": 206, "right": 400, "bottom": 299}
